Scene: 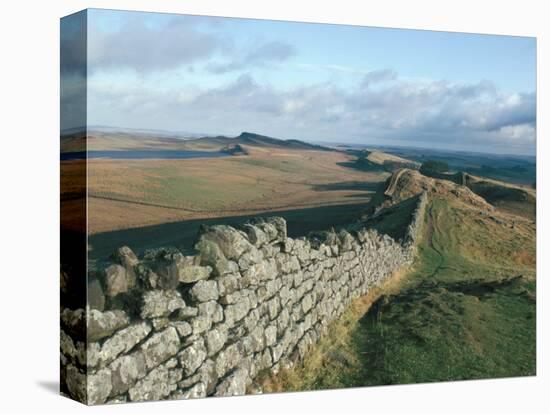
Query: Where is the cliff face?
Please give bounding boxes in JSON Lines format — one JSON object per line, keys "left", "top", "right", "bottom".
{"left": 60, "top": 194, "right": 427, "bottom": 405}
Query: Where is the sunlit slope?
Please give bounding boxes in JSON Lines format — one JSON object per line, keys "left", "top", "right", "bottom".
{"left": 87, "top": 146, "right": 388, "bottom": 233}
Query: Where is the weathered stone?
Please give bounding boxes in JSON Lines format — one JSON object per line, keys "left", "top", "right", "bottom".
{"left": 237, "top": 246, "right": 264, "bottom": 270}
{"left": 104, "top": 264, "right": 129, "bottom": 297}
{"left": 88, "top": 278, "right": 105, "bottom": 311}
{"left": 88, "top": 368, "right": 112, "bottom": 405}
{"left": 275, "top": 253, "right": 300, "bottom": 274}
{"left": 260, "top": 243, "right": 280, "bottom": 258}
{"left": 217, "top": 273, "right": 242, "bottom": 296}
{"left": 224, "top": 297, "right": 251, "bottom": 326}
{"left": 93, "top": 322, "right": 151, "bottom": 367}
{"left": 259, "top": 348, "right": 273, "bottom": 371}
{"left": 267, "top": 296, "right": 281, "bottom": 320}
{"left": 219, "top": 289, "right": 247, "bottom": 305}
{"left": 177, "top": 371, "right": 201, "bottom": 389}
{"left": 113, "top": 245, "right": 139, "bottom": 267}
{"left": 140, "top": 327, "right": 180, "bottom": 370}
{"left": 134, "top": 264, "right": 159, "bottom": 289}
{"left": 243, "top": 308, "right": 260, "bottom": 331}
{"left": 151, "top": 317, "right": 170, "bottom": 331}
{"left": 140, "top": 290, "right": 185, "bottom": 319}
{"left": 301, "top": 293, "right": 314, "bottom": 313}
{"left": 214, "top": 367, "right": 248, "bottom": 396}
{"left": 205, "top": 327, "right": 228, "bottom": 356}
{"left": 198, "top": 300, "right": 223, "bottom": 323}
{"left": 128, "top": 361, "right": 176, "bottom": 402}
{"left": 247, "top": 326, "right": 265, "bottom": 353}
{"left": 197, "top": 225, "right": 252, "bottom": 261}
{"left": 106, "top": 395, "right": 128, "bottom": 404}
{"left": 214, "top": 343, "right": 242, "bottom": 378}
{"left": 178, "top": 338, "right": 207, "bottom": 376}
{"left": 60, "top": 329, "right": 77, "bottom": 361}
{"left": 172, "top": 321, "right": 192, "bottom": 338}
{"left": 111, "top": 246, "right": 138, "bottom": 289}
{"left": 178, "top": 265, "right": 212, "bottom": 284}
{"left": 109, "top": 352, "right": 147, "bottom": 395}
{"left": 265, "top": 217, "right": 287, "bottom": 241}
{"left": 190, "top": 314, "right": 212, "bottom": 335}
{"left": 242, "top": 223, "right": 268, "bottom": 247}
{"left": 65, "top": 364, "right": 86, "bottom": 403}
{"left": 271, "top": 343, "right": 285, "bottom": 363}
{"left": 182, "top": 382, "right": 207, "bottom": 399}
{"left": 198, "top": 359, "right": 217, "bottom": 394}
{"left": 339, "top": 230, "right": 355, "bottom": 251}
{"left": 215, "top": 259, "right": 240, "bottom": 277}
{"left": 243, "top": 259, "right": 278, "bottom": 285}
{"left": 88, "top": 309, "right": 129, "bottom": 342}
{"left": 264, "top": 325, "right": 277, "bottom": 347}
{"left": 189, "top": 280, "right": 219, "bottom": 302}
{"left": 174, "top": 306, "right": 198, "bottom": 320}
{"left": 258, "top": 222, "right": 278, "bottom": 241}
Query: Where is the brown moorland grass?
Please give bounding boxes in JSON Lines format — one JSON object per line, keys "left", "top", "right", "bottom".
{"left": 87, "top": 147, "right": 388, "bottom": 233}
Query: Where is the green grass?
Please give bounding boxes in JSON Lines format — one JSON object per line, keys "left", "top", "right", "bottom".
{"left": 258, "top": 196, "right": 536, "bottom": 392}
{"left": 358, "top": 198, "right": 536, "bottom": 384}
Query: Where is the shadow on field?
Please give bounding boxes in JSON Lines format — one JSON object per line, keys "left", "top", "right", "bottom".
{"left": 88, "top": 202, "right": 372, "bottom": 263}
{"left": 312, "top": 181, "right": 382, "bottom": 193}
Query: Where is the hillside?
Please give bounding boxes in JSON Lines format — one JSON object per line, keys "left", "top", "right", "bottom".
{"left": 366, "top": 150, "right": 420, "bottom": 168}
{"left": 84, "top": 137, "right": 387, "bottom": 235}
{"left": 342, "top": 149, "right": 420, "bottom": 173}
{"left": 416, "top": 167, "right": 536, "bottom": 221}
{"left": 257, "top": 168, "right": 535, "bottom": 391}
{"left": 61, "top": 130, "right": 332, "bottom": 153}
{"left": 464, "top": 174, "right": 536, "bottom": 220}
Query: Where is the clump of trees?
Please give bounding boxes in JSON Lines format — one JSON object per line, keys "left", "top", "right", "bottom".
{"left": 419, "top": 160, "right": 449, "bottom": 175}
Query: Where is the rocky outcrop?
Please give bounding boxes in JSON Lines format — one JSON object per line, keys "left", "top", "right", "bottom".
{"left": 61, "top": 197, "right": 426, "bottom": 405}
{"left": 383, "top": 168, "right": 493, "bottom": 211}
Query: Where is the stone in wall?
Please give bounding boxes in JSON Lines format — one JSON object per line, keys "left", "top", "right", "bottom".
{"left": 61, "top": 195, "right": 427, "bottom": 404}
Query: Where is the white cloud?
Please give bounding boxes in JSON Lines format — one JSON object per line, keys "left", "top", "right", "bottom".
{"left": 88, "top": 71, "right": 536, "bottom": 153}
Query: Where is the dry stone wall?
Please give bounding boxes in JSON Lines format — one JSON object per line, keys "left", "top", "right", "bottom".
{"left": 61, "top": 193, "right": 427, "bottom": 405}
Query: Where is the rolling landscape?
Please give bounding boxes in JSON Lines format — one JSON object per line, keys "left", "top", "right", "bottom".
{"left": 59, "top": 9, "right": 536, "bottom": 404}
{"left": 66, "top": 131, "right": 390, "bottom": 259}
{"left": 61, "top": 128, "right": 536, "bottom": 392}
{"left": 62, "top": 128, "right": 536, "bottom": 393}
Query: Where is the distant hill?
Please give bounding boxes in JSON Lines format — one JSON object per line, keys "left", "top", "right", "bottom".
{"left": 417, "top": 167, "right": 536, "bottom": 221}
{"left": 183, "top": 132, "right": 333, "bottom": 152}
{"left": 342, "top": 149, "right": 420, "bottom": 173}
{"left": 61, "top": 130, "right": 333, "bottom": 153}
{"left": 365, "top": 150, "right": 420, "bottom": 168}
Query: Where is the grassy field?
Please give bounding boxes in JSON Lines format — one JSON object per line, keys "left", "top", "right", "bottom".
{"left": 257, "top": 192, "right": 536, "bottom": 391}
{"left": 87, "top": 146, "right": 387, "bottom": 234}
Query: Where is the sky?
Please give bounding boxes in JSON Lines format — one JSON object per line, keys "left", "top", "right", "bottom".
{"left": 61, "top": 9, "right": 537, "bottom": 155}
